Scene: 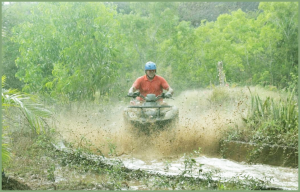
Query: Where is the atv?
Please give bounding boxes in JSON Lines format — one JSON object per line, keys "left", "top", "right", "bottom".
{"left": 123, "top": 92, "right": 179, "bottom": 135}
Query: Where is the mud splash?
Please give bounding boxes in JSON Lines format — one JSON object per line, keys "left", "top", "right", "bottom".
{"left": 54, "top": 87, "right": 298, "bottom": 190}
{"left": 55, "top": 88, "right": 248, "bottom": 159}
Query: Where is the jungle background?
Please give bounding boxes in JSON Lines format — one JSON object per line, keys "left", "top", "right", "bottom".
{"left": 2, "top": 2, "right": 298, "bottom": 99}
{"left": 1, "top": 1, "right": 298, "bottom": 190}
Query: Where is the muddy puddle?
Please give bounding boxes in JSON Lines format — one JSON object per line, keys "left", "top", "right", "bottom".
{"left": 118, "top": 155, "right": 298, "bottom": 190}
{"left": 55, "top": 88, "right": 298, "bottom": 190}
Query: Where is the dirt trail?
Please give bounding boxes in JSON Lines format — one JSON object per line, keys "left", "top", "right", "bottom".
{"left": 56, "top": 88, "right": 249, "bottom": 160}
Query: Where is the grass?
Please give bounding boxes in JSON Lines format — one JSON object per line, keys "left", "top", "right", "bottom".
{"left": 226, "top": 87, "right": 298, "bottom": 147}
{"left": 220, "top": 86, "right": 298, "bottom": 164}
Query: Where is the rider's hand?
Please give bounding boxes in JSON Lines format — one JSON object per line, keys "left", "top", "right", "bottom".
{"left": 165, "top": 92, "right": 172, "bottom": 98}
{"left": 128, "top": 92, "right": 134, "bottom": 97}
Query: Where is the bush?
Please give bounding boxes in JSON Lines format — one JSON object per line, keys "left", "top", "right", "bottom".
{"left": 209, "top": 87, "right": 231, "bottom": 104}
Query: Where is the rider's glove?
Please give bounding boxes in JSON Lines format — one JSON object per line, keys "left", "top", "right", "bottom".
{"left": 165, "top": 92, "right": 172, "bottom": 98}
{"left": 128, "top": 92, "right": 134, "bottom": 97}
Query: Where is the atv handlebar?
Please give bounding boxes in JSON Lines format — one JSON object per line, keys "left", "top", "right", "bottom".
{"left": 127, "top": 92, "right": 141, "bottom": 98}
{"left": 127, "top": 92, "right": 172, "bottom": 100}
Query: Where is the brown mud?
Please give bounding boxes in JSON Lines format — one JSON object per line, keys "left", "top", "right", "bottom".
{"left": 55, "top": 88, "right": 248, "bottom": 161}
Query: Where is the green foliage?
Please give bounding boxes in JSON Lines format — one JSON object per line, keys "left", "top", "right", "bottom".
{"left": 2, "top": 75, "right": 53, "bottom": 171}
{"left": 245, "top": 88, "right": 298, "bottom": 138}
{"left": 219, "top": 85, "right": 298, "bottom": 166}
{"left": 12, "top": 2, "right": 121, "bottom": 101}
{"left": 2, "top": 89, "right": 52, "bottom": 134}
{"left": 222, "top": 87, "right": 298, "bottom": 149}
{"left": 255, "top": 2, "right": 298, "bottom": 88}
{"left": 2, "top": 3, "right": 34, "bottom": 90}
{"left": 178, "top": 2, "right": 260, "bottom": 26}
{"left": 4, "top": 2, "right": 298, "bottom": 102}
{"left": 220, "top": 174, "right": 272, "bottom": 190}
{"left": 182, "top": 147, "right": 202, "bottom": 175}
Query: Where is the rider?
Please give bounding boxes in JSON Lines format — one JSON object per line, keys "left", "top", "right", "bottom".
{"left": 128, "top": 61, "right": 174, "bottom": 103}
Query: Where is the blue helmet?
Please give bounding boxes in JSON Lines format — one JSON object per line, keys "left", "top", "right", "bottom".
{"left": 145, "top": 61, "right": 156, "bottom": 71}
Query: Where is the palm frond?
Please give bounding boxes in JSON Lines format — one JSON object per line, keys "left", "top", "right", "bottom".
{"left": 2, "top": 89, "right": 52, "bottom": 134}
{"left": 2, "top": 86, "right": 53, "bottom": 170}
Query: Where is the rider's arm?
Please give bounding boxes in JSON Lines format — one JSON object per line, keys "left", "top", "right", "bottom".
{"left": 166, "top": 87, "right": 174, "bottom": 95}
{"left": 160, "top": 76, "right": 173, "bottom": 96}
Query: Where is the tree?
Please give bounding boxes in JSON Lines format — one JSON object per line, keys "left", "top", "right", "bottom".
{"left": 2, "top": 2, "right": 36, "bottom": 90}
{"left": 256, "top": 2, "right": 298, "bottom": 88}
{"left": 12, "top": 2, "right": 122, "bottom": 101}
{"left": 116, "top": 2, "right": 181, "bottom": 91}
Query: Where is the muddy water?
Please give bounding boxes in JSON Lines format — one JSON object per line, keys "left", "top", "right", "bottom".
{"left": 117, "top": 154, "right": 298, "bottom": 190}
{"left": 55, "top": 88, "right": 298, "bottom": 190}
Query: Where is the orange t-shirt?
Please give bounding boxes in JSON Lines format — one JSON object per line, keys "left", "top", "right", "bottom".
{"left": 132, "top": 75, "right": 169, "bottom": 99}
